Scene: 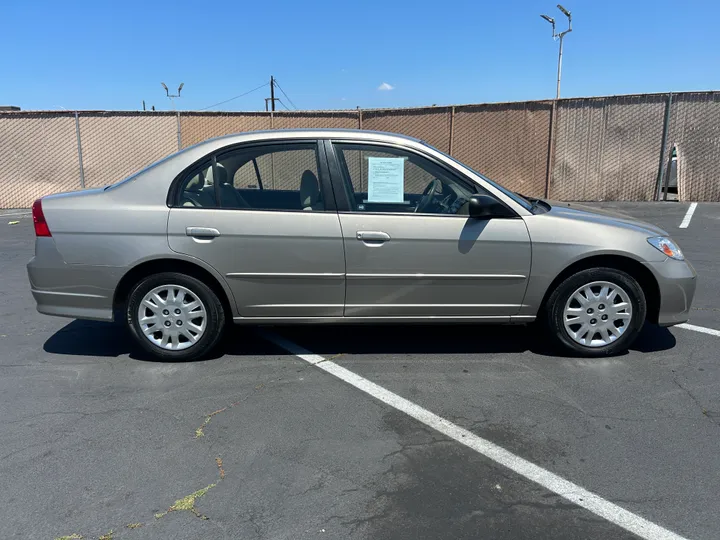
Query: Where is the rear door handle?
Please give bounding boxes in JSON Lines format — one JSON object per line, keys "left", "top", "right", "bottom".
{"left": 356, "top": 231, "right": 390, "bottom": 242}
{"left": 186, "top": 227, "right": 220, "bottom": 238}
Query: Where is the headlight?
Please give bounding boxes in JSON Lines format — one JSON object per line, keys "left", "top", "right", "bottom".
{"left": 647, "top": 236, "right": 684, "bottom": 260}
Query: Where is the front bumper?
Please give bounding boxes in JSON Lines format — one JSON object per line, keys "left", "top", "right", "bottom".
{"left": 645, "top": 258, "right": 697, "bottom": 326}
{"left": 27, "top": 238, "right": 119, "bottom": 322}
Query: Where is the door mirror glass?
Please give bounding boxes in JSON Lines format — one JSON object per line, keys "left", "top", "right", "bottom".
{"left": 468, "top": 195, "right": 514, "bottom": 219}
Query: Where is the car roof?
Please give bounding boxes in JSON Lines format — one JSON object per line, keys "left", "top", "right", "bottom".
{"left": 187, "top": 128, "right": 426, "bottom": 153}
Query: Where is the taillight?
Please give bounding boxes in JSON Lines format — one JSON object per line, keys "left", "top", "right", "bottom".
{"left": 32, "top": 199, "right": 51, "bottom": 237}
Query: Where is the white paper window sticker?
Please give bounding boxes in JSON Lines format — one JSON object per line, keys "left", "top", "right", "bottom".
{"left": 367, "top": 157, "right": 405, "bottom": 203}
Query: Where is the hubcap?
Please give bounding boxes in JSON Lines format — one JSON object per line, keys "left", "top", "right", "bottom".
{"left": 137, "top": 285, "right": 207, "bottom": 351}
{"left": 563, "top": 281, "right": 633, "bottom": 348}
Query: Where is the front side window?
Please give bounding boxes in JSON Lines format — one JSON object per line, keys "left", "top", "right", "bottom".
{"left": 333, "top": 143, "right": 482, "bottom": 215}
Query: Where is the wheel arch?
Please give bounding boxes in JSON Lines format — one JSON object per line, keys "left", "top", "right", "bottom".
{"left": 539, "top": 254, "right": 661, "bottom": 324}
{"left": 113, "top": 257, "right": 236, "bottom": 320}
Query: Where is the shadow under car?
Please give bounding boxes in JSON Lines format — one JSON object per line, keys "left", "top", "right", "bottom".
{"left": 43, "top": 319, "right": 677, "bottom": 362}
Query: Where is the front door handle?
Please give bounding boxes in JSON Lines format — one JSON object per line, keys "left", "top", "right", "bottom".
{"left": 186, "top": 226, "right": 220, "bottom": 238}
{"left": 356, "top": 231, "right": 390, "bottom": 242}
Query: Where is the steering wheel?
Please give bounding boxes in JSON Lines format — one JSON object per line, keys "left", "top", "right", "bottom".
{"left": 414, "top": 178, "right": 443, "bottom": 213}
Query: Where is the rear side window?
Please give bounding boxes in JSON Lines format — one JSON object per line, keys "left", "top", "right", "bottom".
{"left": 178, "top": 162, "right": 217, "bottom": 208}
{"left": 215, "top": 143, "right": 326, "bottom": 211}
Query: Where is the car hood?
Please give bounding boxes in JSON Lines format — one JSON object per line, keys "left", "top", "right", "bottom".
{"left": 543, "top": 201, "right": 669, "bottom": 236}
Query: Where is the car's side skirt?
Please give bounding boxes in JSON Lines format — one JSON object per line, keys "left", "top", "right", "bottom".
{"left": 232, "top": 315, "right": 536, "bottom": 324}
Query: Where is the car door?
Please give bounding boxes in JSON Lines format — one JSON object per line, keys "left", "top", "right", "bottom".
{"left": 326, "top": 140, "right": 531, "bottom": 320}
{"left": 167, "top": 140, "right": 346, "bottom": 319}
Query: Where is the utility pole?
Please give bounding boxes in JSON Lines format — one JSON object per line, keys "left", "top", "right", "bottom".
{"left": 540, "top": 5, "right": 572, "bottom": 99}
{"left": 266, "top": 76, "right": 278, "bottom": 111}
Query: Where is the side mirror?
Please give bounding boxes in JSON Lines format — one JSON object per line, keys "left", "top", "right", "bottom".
{"left": 468, "top": 194, "right": 514, "bottom": 219}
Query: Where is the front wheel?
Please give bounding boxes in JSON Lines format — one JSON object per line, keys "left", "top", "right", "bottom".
{"left": 545, "top": 268, "right": 647, "bottom": 356}
{"left": 127, "top": 272, "right": 225, "bottom": 361}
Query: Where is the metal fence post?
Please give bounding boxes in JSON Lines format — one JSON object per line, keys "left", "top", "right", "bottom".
{"left": 448, "top": 106, "right": 456, "bottom": 155}
{"left": 359, "top": 108, "right": 365, "bottom": 190}
{"left": 270, "top": 110, "right": 274, "bottom": 129}
{"left": 176, "top": 111, "right": 182, "bottom": 150}
{"left": 74, "top": 111, "right": 86, "bottom": 188}
{"left": 655, "top": 92, "right": 673, "bottom": 200}
{"left": 544, "top": 100, "right": 558, "bottom": 199}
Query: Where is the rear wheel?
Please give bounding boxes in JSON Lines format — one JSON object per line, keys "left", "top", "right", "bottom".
{"left": 127, "top": 272, "right": 225, "bottom": 361}
{"left": 545, "top": 268, "right": 646, "bottom": 356}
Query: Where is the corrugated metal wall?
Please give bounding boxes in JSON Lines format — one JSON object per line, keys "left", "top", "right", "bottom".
{"left": 1, "top": 91, "right": 718, "bottom": 208}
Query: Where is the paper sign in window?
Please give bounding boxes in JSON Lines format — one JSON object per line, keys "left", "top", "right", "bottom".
{"left": 367, "top": 157, "right": 405, "bottom": 203}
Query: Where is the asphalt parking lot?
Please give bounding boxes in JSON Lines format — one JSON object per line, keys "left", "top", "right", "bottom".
{"left": 1, "top": 202, "right": 719, "bottom": 540}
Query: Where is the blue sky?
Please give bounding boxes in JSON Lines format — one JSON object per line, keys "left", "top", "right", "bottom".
{"left": 3, "top": 0, "right": 719, "bottom": 111}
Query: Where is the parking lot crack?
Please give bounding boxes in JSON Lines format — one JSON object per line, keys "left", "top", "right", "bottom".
{"left": 672, "top": 377, "right": 720, "bottom": 428}
{"left": 498, "top": 498, "right": 580, "bottom": 513}
{"left": 508, "top": 392, "right": 699, "bottom": 424}
{"left": 339, "top": 510, "right": 393, "bottom": 533}
{"left": 381, "top": 439, "right": 451, "bottom": 461}
{"left": 154, "top": 483, "right": 217, "bottom": 520}
{"left": 236, "top": 510, "right": 266, "bottom": 539}
{"left": 194, "top": 382, "right": 269, "bottom": 439}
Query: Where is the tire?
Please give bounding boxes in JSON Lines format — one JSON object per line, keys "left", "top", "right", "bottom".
{"left": 127, "top": 272, "right": 225, "bottom": 361}
{"left": 544, "top": 267, "right": 646, "bottom": 357}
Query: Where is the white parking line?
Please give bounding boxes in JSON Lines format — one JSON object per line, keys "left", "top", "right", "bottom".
{"left": 679, "top": 202, "right": 697, "bottom": 228}
{"left": 678, "top": 322, "right": 720, "bottom": 337}
{"left": 0, "top": 211, "right": 31, "bottom": 218}
{"left": 260, "top": 330, "right": 688, "bottom": 540}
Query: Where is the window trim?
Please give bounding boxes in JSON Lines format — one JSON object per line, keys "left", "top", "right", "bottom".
{"left": 251, "top": 157, "right": 263, "bottom": 190}
{"left": 175, "top": 159, "right": 216, "bottom": 208}
{"left": 326, "top": 139, "right": 518, "bottom": 218}
{"left": 167, "top": 139, "right": 337, "bottom": 213}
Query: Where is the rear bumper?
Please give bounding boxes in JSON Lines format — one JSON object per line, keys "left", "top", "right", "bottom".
{"left": 645, "top": 258, "right": 697, "bottom": 327}
{"left": 29, "top": 288, "right": 114, "bottom": 321}
{"left": 27, "top": 238, "right": 119, "bottom": 322}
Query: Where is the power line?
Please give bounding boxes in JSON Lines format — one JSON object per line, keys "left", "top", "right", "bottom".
{"left": 198, "top": 82, "right": 269, "bottom": 111}
{"left": 277, "top": 99, "right": 291, "bottom": 111}
{"left": 272, "top": 79, "right": 298, "bottom": 110}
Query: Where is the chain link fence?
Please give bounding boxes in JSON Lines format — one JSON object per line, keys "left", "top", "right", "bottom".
{"left": 663, "top": 92, "right": 720, "bottom": 202}
{"left": 78, "top": 112, "right": 179, "bottom": 188}
{"left": 180, "top": 112, "right": 271, "bottom": 148}
{"left": 0, "top": 112, "right": 80, "bottom": 209}
{"left": 550, "top": 94, "right": 668, "bottom": 201}
{"left": 1, "top": 91, "right": 719, "bottom": 208}
{"left": 453, "top": 101, "right": 552, "bottom": 197}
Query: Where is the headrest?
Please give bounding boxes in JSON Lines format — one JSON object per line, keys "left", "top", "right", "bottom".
{"left": 215, "top": 164, "right": 228, "bottom": 185}
{"left": 300, "top": 170, "right": 320, "bottom": 208}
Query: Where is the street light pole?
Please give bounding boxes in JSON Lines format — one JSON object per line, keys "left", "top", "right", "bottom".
{"left": 541, "top": 5, "right": 572, "bottom": 99}
{"left": 556, "top": 31, "right": 564, "bottom": 99}
{"left": 161, "top": 82, "right": 185, "bottom": 110}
